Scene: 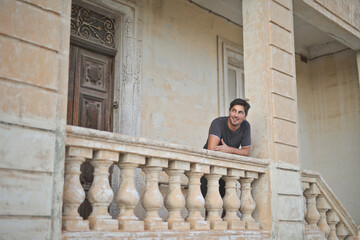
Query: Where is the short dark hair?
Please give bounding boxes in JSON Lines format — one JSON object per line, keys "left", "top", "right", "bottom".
{"left": 229, "top": 98, "right": 250, "bottom": 115}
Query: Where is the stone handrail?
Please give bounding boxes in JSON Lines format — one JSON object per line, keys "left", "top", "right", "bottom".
{"left": 302, "top": 170, "right": 359, "bottom": 240}
{"left": 62, "top": 125, "right": 269, "bottom": 236}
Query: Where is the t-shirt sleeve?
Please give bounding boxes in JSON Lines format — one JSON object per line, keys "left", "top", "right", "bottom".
{"left": 208, "top": 118, "right": 222, "bottom": 139}
{"left": 241, "top": 123, "right": 251, "bottom": 147}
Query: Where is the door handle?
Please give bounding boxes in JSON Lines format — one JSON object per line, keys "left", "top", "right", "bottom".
{"left": 113, "top": 101, "right": 119, "bottom": 109}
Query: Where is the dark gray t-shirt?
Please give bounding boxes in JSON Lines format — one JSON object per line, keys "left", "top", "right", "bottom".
{"left": 203, "top": 116, "right": 251, "bottom": 149}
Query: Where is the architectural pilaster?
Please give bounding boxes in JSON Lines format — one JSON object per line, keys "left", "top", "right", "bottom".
{"left": 242, "top": 0, "right": 303, "bottom": 238}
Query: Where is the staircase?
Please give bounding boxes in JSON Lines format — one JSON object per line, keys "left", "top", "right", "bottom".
{"left": 303, "top": 170, "right": 359, "bottom": 240}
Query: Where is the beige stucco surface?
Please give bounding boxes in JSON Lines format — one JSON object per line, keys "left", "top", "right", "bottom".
{"left": 296, "top": 51, "right": 360, "bottom": 224}
{"left": 140, "top": 0, "right": 243, "bottom": 147}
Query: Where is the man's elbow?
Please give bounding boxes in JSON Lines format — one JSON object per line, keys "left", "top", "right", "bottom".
{"left": 243, "top": 147, "right": 251, "bottom": 156}
{"left": 207, "top": 145, "right": 215, "bottom": 151}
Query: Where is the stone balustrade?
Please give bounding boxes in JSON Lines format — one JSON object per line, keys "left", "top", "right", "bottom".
{"left": 62, "top": 126, "right": 270, "bottom": 239}
{"left": 302, "top": 170, "right": 359, "bottom": 240}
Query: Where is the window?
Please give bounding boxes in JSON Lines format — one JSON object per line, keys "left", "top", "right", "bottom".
{"left": 217, "top": 36, "right": 244, "bottom": 116}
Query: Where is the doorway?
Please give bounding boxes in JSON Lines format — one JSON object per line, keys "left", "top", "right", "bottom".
{"left": 67, "top": 3, "right": 117, "bottom": 219}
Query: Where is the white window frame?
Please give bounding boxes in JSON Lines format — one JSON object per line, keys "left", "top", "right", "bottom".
{"left": 217, "top": 36, "right": 244, "bottom": 116}
{"left": 227, "top": 64, "right": 245, "bottom": 99}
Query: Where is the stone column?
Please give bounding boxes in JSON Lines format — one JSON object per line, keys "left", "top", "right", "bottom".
{"left": 205, "top": 166, "right": 227, "bottom": 230}
{"left": 336, "top": 222, "right": 349, "bottom": 240}
{"left": 116, "top": 153, "right": 145, "bottom": 231}
{"left": 240, "top": 171, "right": 260, "bottom": 229}
{"left": 304, "top": 183, "right": 320, "bottom": 229}
{"left": 141, "top": 157, "right": 168, "bottom": 230}
{"left": 185, "top": 163, "right": 210, "bottom": 230}
{"left": 62, "top": 147, "right": 92, "bottom": 230}
{"left": 242, "top": 0, "right": 303, "bottom": 237}
{"left": 302, "top": 182, "right": 310, "bottom": 226}
{"left": 327, "top": 209, "right": 340, "bottom": 240}
{"left": 88, "top": 150, "right": 119, "bottom": 230}
{"left": 317, "top": 195, "right": 331, "bottom": 237}
{"left": 164, "top": 161, "right": 190, "bottom": 230}
{"left": 223, "top": 169, "right": 245, "bottom": 229}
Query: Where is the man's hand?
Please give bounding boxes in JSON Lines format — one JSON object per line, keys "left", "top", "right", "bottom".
{"left": 213, "top": 139, "right": 233, "bottom": 153}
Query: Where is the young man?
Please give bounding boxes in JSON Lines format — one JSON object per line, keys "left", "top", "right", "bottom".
{"left": 202, "top": 98, "right": 251, "bottom": 197}
{"left": 204, "top": 98, "right": 251, "bottom": 155}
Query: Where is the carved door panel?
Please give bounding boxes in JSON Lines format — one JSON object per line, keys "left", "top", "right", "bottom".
{"left": 67, "top": 44, "right": 114, "bottom": 219}
{"left": 67, "top": 44, "right": 114, "bottom": 131}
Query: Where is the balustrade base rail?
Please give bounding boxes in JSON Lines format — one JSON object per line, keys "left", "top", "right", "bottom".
{"left": 62, "top": 229, "right": 271, "bottom": 240}
{"left": 305, "top": 228, "right": 325, "bottom": 240}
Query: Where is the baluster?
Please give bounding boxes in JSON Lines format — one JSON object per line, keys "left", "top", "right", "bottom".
{"left": 116, "top": 153, "right": 145, "bottom": 230}
{"left": 302, "top": 182, "right": 310, "bottom": 225}
{"left": 336, "top": 222, "right": 349, "bottom": 240}
{"left": 327, "top": 209, "right": 340, "bottom": 240}
{"left": 223, "top": 169, "right": 245, "bottom": 229}
{"left": 142, "top": 157, "right": 168, "bottom": 230}
{"left": 304, "top": 183, "right": 320, "bottom": 229}
{"left": 164, "top": 161, "right": 190, "bottom": 230}
{"left": 62, "top": 147, "right": 91, "bottom": 230}
{"left": 88, "top": 150, "right": 118, "bottom": 230}
{"left": 240, "top": 171, "right": 260, "bottom": 229}
{"left": 205, "top": 166, "right": 227, "bottom": 230}
{"left": 317, "top": 195, "right": 331, "bottom": 238}
{"left": 185, "top": 163, "right": 210, "bottom": 230}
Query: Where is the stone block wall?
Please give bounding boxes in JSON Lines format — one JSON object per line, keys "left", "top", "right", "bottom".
{"left": 0, "top": 0, "right": 71, "bottom": 239}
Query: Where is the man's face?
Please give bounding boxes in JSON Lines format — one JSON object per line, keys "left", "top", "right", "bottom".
{"left": 229, "top": 104, "right": 246, "bottom": 127}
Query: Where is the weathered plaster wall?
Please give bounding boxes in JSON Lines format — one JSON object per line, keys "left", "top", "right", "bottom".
{"left": 140, "top": 0, "right": 243, "bottom": 147}
{"left": 0, "top": 0, "right": 70, "bottom": 239}
{"left": 296, "top": 50, "right": 360, "bottom": 224}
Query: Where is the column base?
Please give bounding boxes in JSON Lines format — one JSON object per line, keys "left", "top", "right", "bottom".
{"left": 144, "top": 221, "right": 168, "bottom": 230}
{"left": 62, "top": 218, "right": 89, "bottom": 231}
{"left": 188, "top": 220, "right": 210, "bottom": 230}
{"left": 89, "top": 217, "right": 118, "bottom": 230}
{"left": 168, "top": 221, "right": 191, "bottom": 230}
{"left": 209, "top": 220, "right": 228, "bottom": 230}
{"left": 306, "top": 225, "right": 321, "bottom": 231}
{"left": 245, "top": 221, "right": 260, "bottom": 230}
{"left": 226, "top": 219, "right": 245, "bottom": 230}
{"left": 118, "top": 220, "right": 144, "bottom": 231}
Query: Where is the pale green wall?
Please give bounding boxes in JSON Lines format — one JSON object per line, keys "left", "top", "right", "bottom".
{"left": 296, "top": 50, "right": 360, "bottom": 224}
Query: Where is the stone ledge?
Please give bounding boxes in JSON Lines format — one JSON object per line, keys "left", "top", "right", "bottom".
{"left": 62, "top": 229, "right": 271, "bottom": 240}
{"left": 66, "top": 126, "right": 270, "bottom": 173}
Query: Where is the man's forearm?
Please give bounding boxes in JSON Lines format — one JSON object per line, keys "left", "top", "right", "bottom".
{"left": 213, "top": 141, "right": 250, "bottom": 156}
{"left": 228, "top": 147, "right": 250, "bottom": 156}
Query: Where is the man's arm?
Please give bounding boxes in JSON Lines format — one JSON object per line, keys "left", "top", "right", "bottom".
{"left": 213, "top": 139, "right": 251, "bottom": 156}
{"left": 207, "top": 134, "right": 221, "bottom": 150}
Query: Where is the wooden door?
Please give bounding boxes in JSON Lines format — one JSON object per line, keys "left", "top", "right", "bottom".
{"left": 67, "top": 44, "right": 114, "bottom": 131}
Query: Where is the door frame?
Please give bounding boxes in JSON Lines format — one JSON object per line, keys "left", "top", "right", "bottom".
{"left": 71, "top": 0, "right": 142, "bottom": 137}
{"left": 70, "top": 0, "right": 143, "bottom": 219}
